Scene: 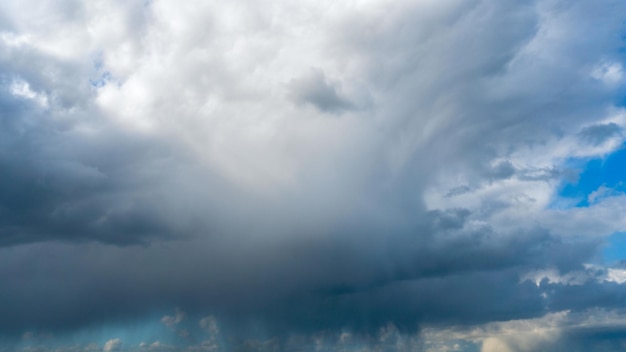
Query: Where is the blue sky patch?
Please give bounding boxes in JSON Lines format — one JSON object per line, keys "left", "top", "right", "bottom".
{"left": 603, "top": 232, "right": 626, "bottom": 264}
{"left": 556, "top": 145, "right": 626, "bottom": 207}
{"left": 555, "top": 146, "right": 626, "bottom": 265}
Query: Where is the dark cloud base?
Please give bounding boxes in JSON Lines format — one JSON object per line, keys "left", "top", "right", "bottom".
{"left": 0, "top": 0, "right": 625, "bottom": 351}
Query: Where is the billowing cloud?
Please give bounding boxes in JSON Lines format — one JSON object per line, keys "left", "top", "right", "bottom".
{"left": 0, "top": 0, "right": 625, "bottom": 350}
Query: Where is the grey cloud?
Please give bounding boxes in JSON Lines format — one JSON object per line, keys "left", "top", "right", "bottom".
{"left": 0, "top": 52, "right": 224, "bottom": 247}
{"left": 0, "top": 0, "right": 625, "bottom": 350}
{"left": 0, "top": 105, "right": 188, "bottom": 246}
{"left": 546, "top": 281, "right": 626, "bottom": 314}
{"left": 487, "top": 160, "right": 516, "bottom": 180}
{"left": 287, "top": 69, "right": 355, "bottom": 114}
{"left": 0, "top": 218, "right": 598, "bottom": 338}
{"left": 578, "top": 122, "right": 623, "bottom": 146}
{"left": 445, "top": 185, "right": 472, "bottom": 197}
{"left": 547, "top": 330, "right": 626, "bottom": 352}
{"left": 516, "top": 166, "right": 563, "bottom": 181}
{"left": 426, "top": 208, "right": 470, "bottom": 231}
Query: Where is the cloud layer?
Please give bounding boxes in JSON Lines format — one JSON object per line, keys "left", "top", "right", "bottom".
{"left": 1, "top": 0, "right": 626, "bottom": 350}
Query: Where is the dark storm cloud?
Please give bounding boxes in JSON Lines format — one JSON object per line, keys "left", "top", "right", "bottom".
{"left": 0, "top": 116, "right": 133, "bottom": 245}
{"left": 0, "top": 0, "right": 625, "bottom": 350}
{"left": 0, "top": 74, "right": 214, "bottom": 247}
{"left": 0, "top": 209, "right": 599, "bottom": 337}
{"left": 546, "top": 281, "right": 626, "bottom": 314}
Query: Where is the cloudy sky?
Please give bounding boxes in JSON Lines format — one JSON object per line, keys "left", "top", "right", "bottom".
{"left": 1, "top": 0, "right": 626, "bottom": 351}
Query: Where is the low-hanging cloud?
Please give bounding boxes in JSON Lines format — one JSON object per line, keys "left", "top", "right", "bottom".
{"left": 0, "top": 0, "right": 626, "bottom": 350}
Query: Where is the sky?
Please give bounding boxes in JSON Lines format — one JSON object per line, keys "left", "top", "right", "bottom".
{"left": 1, "top": 0, "right": 626, "bottom": 351}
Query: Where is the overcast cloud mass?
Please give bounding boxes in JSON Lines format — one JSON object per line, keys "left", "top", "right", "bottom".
{"left": 1, "top": 0, "right": 626, "bottom": 351}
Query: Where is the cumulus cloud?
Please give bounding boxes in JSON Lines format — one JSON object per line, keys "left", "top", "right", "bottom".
{"left": 0, "top": 0, "right": 625, "bottom": 350}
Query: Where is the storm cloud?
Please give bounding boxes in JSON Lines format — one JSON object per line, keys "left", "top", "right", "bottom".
{"left": 1, "top": 0, "right": 626, "bottom": 351}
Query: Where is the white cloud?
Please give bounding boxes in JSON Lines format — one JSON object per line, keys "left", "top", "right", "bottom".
{"left": 522, "top": 267, "right": 592, "bottom": 286}
{"left": 588, "top": 184, "right": 626, "bottom": 205}
{"left": 592, "top": 61, "right": 624, "bottom": 86}
{"left": 103, "top": 338, "right": 121, "bottom": 352}
{"left": 606, "top": 268, "right": 626, "bottom": 284}
{"left": 9, "top": 78, "right": 48, "bottom": 108}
